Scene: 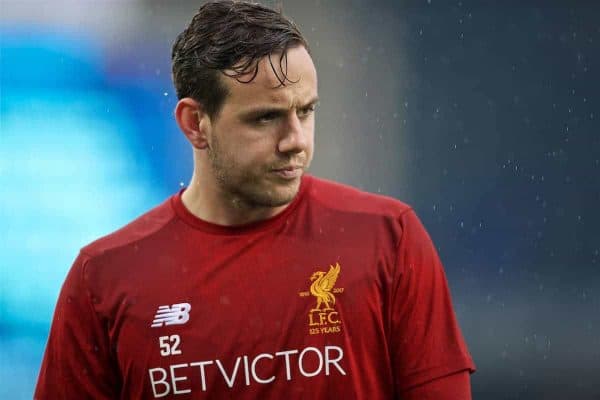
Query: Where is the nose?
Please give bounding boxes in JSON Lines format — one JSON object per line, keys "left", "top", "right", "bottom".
{"left": 277, "top": 112, "right": 309, "bottom": 155}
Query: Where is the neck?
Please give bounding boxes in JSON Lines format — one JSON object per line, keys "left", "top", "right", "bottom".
{"left": 181, "top": 169, "right": 290, "bottom": 227}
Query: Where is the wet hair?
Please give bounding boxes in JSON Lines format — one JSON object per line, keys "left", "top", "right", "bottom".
{"left": 171, "top": 0, "right": 309, "bottom": 119}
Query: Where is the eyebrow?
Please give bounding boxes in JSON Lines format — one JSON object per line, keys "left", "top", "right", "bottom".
{"left": 240, "top": 96, "right": 320, "bottom": 119}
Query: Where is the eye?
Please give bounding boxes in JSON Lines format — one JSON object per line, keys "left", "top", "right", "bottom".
{"left": 255, "top": 112, "right": 279, "bottom": 124}
{"left": 297, "top": 105, "right": 316, "bottom": 118}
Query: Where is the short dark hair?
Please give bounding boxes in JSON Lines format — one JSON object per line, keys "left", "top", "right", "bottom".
{"left": 171, "top": 0, "right": 309, "bottom": 119}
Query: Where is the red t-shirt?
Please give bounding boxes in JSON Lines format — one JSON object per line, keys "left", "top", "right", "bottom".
{"left": 35, "top": 175, "right": 475, "bottom": 399}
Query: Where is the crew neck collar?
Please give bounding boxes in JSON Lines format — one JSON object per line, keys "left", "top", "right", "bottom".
{"left": 171, "top": 175, "right": 312, "bottom": 235}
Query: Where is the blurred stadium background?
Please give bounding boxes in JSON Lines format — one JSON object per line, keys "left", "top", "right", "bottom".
{"left": 1, "top": 1, "right": 599, "bottom": 398}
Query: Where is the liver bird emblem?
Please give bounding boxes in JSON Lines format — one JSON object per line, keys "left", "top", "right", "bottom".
{"left": 309, "top": 263, "right": 341, "bottom": 312}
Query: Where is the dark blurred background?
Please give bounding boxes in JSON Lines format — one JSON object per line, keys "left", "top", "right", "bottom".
{"left": 1, "top": 1, "right": 598, "bottom": 398}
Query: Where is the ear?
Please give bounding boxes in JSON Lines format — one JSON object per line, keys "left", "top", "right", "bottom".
{"left": 175, "top": 97, "right": 211, "bottom": 150}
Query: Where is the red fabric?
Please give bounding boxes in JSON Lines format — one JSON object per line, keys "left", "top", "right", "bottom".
{"left": 391, "top": 200, "right": 476, "bottom": 393}
{"left": 35, "top": 175, "right": 475, "bottom": 399}
{"left": 400, "top": 370, "right": 472, "bottom": 400}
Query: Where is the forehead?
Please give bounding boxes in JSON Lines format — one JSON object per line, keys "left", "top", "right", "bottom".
{"left": 221, "top": 46, "right": 318, "bottom": 110}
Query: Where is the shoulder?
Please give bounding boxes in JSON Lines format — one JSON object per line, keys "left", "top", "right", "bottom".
{"left": 304, "top": 175, "right": 413, "bottom": 220}
{"left": 80, "top": 195, "right": 177, "bottom": 259}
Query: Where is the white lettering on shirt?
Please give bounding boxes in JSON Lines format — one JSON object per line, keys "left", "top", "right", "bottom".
{"left": 147, "top": 345, "right": 346, "bottom": 398}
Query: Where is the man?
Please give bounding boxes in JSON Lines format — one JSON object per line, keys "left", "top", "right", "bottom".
{"left": 35, "top": 1, "right": 475, "bottom": 399}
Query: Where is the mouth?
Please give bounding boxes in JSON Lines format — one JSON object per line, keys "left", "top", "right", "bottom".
{"left": 271, "top": 165, "right": 304, "bottom": 180}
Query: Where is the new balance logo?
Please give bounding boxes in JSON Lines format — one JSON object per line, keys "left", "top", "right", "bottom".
{"left": 151, "top": 303, "right": 191, "bottom": 328}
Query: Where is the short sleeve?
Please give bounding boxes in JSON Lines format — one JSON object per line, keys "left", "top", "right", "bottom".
{"left": 35, "top": 252, "right": 120, "bottom": 399}
{"left": 390, "top": 209, "right": 476, "bottom": 393}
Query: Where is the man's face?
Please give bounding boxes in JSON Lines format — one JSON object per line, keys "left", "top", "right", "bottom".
{"left": 205, "top": 46, "right": 318, "bottom": 209}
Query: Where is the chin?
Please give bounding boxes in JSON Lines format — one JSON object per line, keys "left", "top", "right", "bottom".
{"left": 264, "top": 186, "right": 299, "bottom": 207}
{"left": 247, "top": 178, "right": 301, "bottom": 208}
